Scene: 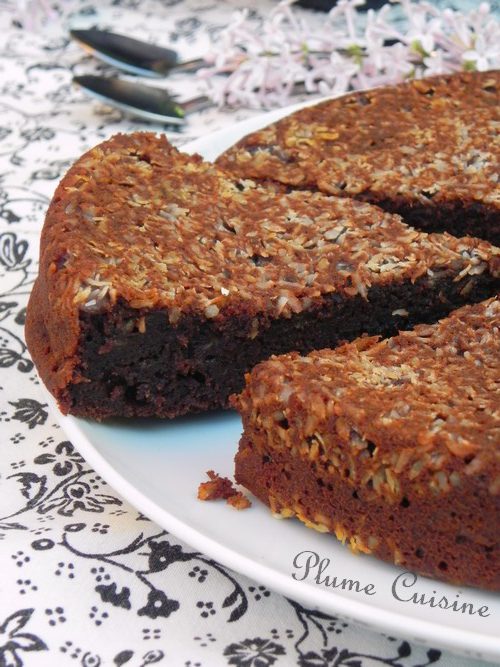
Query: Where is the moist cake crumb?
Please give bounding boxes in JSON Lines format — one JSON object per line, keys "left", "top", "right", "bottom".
{"left": 24, "top": 131, "right": 500, "bottom": 419}
{"left": 197, "top": 470, "right": 251, "bottom": 510}
{"left": 232, "top": 297, "right": 500, "bottom": 590}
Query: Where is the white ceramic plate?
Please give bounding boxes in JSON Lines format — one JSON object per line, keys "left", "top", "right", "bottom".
{"left": 54, "top": 106, "right": 500, "bottom": 664}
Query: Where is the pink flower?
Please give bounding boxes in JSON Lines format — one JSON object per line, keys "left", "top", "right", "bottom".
{"left": 198, "top": 0, "right": 500, "bottom": 109}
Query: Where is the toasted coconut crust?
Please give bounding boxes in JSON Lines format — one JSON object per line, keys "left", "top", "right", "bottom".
{"left": 233, "top": 298, "right": 500, "bottom": 590}
{"left": 217, "top": 71, "right": 500, "bottom": 244}
{"left": 25, "top": 129, "right": 499, "bottom": 418}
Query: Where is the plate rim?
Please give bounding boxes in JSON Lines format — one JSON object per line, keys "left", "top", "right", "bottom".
{"left": 54, "top": 100, "right": 500, "bottom": 663}
{"left": 57, "top": 404, "right": 500, "bottom": 662}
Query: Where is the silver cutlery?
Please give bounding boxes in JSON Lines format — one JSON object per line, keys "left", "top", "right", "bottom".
{"left": 70, "top": 28, "right": 205, "bottom": 78}
{"left": 73, "top": 75, "right": 213, "bottom": 124}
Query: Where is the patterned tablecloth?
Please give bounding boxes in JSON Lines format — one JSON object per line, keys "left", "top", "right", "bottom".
{"left": 0, "top": 1, "right": 496, "bottom": 665}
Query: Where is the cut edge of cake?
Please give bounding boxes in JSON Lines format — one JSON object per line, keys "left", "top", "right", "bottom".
{"left": 216, "top": 70, "right": 500, "bottom": 245}
{"left": 25, "top": 133, "right": 500, "bottom": 419}
{"left": 232, "top": 297, "right": 500, "bottom": 590}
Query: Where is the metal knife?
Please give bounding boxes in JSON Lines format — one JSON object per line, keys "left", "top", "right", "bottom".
{"left": 73, "top": 75, "right": 213, "bottom": 124}
{"left": 70, "top": 27, "right": 205, "bottom": 77}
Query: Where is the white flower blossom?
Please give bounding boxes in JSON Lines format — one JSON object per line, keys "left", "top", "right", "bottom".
{"left": 199, "top": 0, "right": 500, "bottom": 109}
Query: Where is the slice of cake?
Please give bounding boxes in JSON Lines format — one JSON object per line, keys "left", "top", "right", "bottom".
{"left": 26, "top": 133, "right": 499, "bottom": 419}
{"left": 233, "top": 298, "right": 500, "bottom": 590}
{"left": 216, "top": 71, "right": 500, "bottom": 244}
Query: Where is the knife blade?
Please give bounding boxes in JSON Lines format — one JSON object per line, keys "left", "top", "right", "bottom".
{"left": 70, "top": 28, "right": 205, "bottom": 77}
{"left": 74, "top": 75, "right": 213, "bottom": 124}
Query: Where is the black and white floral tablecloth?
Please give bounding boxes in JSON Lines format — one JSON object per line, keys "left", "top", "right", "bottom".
{"left": 0, "top": 1, "right": 496, "bottom": 665}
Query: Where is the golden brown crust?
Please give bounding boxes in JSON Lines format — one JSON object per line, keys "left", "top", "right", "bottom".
{"left": 216, "top": 71, "right": 500, "bottom": 240}
{"left": 25, "top": 132, "right": 499, "bottom": 415}
{"left": 233, "top": 298, "right": 500, "bottom": 589}
{"left": 25, "top": 236, "right": 80, "bottom": 407}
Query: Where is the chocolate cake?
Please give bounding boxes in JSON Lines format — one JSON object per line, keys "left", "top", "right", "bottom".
{"left": 233, "top": 298, "right": 500, "bottom": 590}
{"left": 25, "top": 133, "right": 499, "bottom": 419}
{"left": 217, "top": 71, "right": 500, "bottom": 245}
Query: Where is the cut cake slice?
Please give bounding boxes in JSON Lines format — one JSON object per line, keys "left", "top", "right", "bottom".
{"left": 26, "top": 133, "right": 499, "bottom": 419}
{"left": 233, "top": 297, "right": 500, "bottom": 590}
{"left": 216, "top": 70, "right": 500, "bottom": 245}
